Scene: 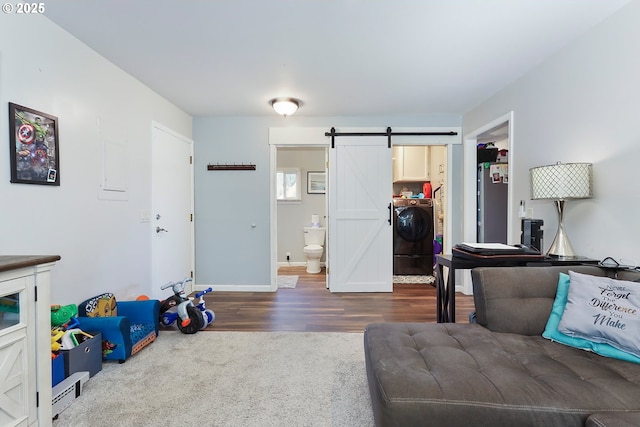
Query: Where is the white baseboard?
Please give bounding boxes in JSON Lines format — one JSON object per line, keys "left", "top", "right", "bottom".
{"left": 277, "top": 261, "right": 307, "bottom": 267}
{"left": 194, "top": 283, "right": 276, "bottom": 292}
{"left": 277, "top": 261, "right": 326, "bottom": 268}
{"left": 193, "top": 262, "right": 327, "bottom": 293}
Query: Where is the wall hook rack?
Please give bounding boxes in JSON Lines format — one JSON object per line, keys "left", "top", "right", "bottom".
{"left": 207, "top": 163, "right": 256, "bottom": 171}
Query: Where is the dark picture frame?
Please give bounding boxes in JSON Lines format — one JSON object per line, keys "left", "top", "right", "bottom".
{"left": 9, "top": 102, "right": 60, "bottom": 185}
{"left": 307, "top": 171, "right": 326, "bottom": 194}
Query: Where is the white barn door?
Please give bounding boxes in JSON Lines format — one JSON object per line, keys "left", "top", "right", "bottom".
{"left": 328, "top": 136, "right": 392, "bottom": 292}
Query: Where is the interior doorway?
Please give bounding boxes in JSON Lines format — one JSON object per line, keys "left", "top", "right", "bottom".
{"left": 461, "top": 112, "right": 514, "bottom": 294}
{"left": 391, "top": 144, "right": 448, "bottom": 280}
{"left": 476, "top": 123, "right": 509, "bottom": 244}
{"left": 275, "top": 146, "right": 328, "bottom": 290}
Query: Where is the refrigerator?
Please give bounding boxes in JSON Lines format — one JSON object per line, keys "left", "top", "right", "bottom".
{"left": 477, "top": 163, "right": 508, "bottom": 243}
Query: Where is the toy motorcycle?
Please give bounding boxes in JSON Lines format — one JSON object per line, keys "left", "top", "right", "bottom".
{"left": 159, "top": 278, "right": 214, "bottom": 334}
{"left": 194, "top": 287, "right": 215, "bottom": 327}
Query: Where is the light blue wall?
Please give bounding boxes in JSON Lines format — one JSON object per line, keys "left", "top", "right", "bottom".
{"left": 463, "top": 0, "right": 640, "bottom": 261}
{"left": 193, "top": 115, "right": 461, "bottom": 288}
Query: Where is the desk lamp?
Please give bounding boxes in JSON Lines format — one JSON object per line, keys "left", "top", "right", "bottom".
{"left": 529, "top": 162, "right": 593, "bottom": 258}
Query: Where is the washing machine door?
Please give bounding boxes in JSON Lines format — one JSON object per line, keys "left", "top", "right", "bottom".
{"left": 394, "top": 206, "right": 433, "bottom": 255}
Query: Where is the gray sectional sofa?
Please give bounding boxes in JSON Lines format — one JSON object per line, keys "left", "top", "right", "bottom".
{"left": 364, "top": 265, "right": 640, "bottom": 427}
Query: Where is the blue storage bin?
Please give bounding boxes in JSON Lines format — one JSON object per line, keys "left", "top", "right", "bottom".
{"left": 52, "top": 352, "right": 65, "bottom": 386}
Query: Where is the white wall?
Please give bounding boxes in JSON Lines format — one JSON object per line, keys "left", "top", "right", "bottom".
{"left": 463, "top": 0, "right": 640, "bottom": 261}
{"left": 193, "top": 115, "right": 461, "bottom": 289}
{"left": 0, "top": 14, "right": 192, "bottom": 303}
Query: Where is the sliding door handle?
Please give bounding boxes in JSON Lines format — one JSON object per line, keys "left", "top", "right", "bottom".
{"left": 388, "top": 203, "right": 392, "bottom": 225}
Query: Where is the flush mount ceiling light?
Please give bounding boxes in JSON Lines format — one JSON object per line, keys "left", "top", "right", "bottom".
{"left": 270, "top": 97, "right": 300, "bottom": 117}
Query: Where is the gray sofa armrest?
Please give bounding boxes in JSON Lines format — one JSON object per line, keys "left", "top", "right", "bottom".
{"left": 587, "top": 412, "right": 640, "bottom": 427}
{"left": 471, "top": 265, "right": 608, "bottom": 335}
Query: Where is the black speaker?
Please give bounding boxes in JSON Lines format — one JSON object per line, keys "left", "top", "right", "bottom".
{"left": 521, "top": 219, "right": 544, "bottom": 252}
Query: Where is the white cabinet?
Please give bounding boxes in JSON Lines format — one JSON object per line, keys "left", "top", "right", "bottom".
{"left": 0, "top": 256, "right": 59, "bottom": 426}
{"left": 392, "top": 146, "right": 430, "bottom": 182}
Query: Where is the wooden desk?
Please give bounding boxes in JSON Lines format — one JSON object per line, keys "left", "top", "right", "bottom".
{"left": 435, "top": 254, "right": 599, "bottom": 323}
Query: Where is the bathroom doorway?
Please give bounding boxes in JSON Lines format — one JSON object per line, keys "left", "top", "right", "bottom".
{"left": 275, "top": 146, "right": 327, "bottom": 290}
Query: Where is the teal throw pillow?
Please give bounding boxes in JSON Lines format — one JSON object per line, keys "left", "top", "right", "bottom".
{"left": 542, "top": 272, "right": 640, "bottom": 364}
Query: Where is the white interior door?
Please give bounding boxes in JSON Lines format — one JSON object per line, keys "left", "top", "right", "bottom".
{"left": 151, "top": 123, "right": 194, "bottom": 300}
{"left": 328, "top": 136, "right": 392, "bottom": 292}
{"left": 324, "top": 147, "right": 329, "bottom": 289}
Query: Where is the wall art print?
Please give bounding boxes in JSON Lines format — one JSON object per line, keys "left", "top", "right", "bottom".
{"left": 307, "top": 171, "right": 326, "bottom": 194}
{"left": 9, "top": 102, "right": 60, "bottom": 185}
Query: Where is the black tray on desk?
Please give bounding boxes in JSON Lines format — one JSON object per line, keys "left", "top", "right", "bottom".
{"left": 455, "top": 243, "right": 528, "bottom": 255}
{"left": 452, "top": 246, "right": 545, "bottom": 261}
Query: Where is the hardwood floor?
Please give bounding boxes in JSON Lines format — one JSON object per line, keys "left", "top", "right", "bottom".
{"left": 202, "top": 266, "right": 475, "bottom": 332}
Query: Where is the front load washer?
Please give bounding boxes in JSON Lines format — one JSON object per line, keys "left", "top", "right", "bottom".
{"left": 393, "top": 198, "right": 434, "bottom": 275}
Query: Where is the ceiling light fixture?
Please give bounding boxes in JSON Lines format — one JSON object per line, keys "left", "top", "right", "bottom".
{"left": 270, "top": 98, "right": 300, "bottom": 117}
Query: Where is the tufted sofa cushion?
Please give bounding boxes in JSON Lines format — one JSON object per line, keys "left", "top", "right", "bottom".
{"left": 471, "top": 265, "right": 611, "bottom": 335}
{"left": 364, "top": 322, "right": 640, "bottom": 427}
{"left": 586, "top": 411, "right": 640, "bottom": 427}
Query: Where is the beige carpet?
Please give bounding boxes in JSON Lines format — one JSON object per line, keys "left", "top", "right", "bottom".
{"left": 52, "top": 331, "right": 373, "bottom": 427}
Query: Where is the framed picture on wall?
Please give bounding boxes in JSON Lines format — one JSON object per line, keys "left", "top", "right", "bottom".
{"left": 8, "top": 102, "right": 60, "bottom": 185}
{"left": 307, "top": 171, "right": 326, "bottom": 194}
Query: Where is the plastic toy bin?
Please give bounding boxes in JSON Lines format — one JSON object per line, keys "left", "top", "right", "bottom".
{"left": 62, "top": 331, "right": 102, "bottom": 377}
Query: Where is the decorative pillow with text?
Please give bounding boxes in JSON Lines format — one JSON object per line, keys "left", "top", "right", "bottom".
{"left": 558, "top": 271, "right": 640, "bottom": 358}
{"left": 543, "top": 273, "right": 640, "bottom": 363}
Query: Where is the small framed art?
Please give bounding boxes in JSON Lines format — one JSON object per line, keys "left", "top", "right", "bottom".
{"left": 307, "top": 171, "right": 326, "bottom": 194}
{"left": 9, "top": 102, "right": 60, "bottom": 185}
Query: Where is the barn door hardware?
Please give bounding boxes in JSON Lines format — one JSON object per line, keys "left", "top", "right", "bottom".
{"left": 325, "top": 127, "right": 458, "bottom": 148}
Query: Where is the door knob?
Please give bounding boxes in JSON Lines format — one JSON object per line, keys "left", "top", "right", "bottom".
{"left": 156, "top": 227, "right": 168, "bottom": 233}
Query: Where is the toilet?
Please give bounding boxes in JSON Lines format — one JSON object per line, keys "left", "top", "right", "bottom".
{"left": 303, "top": 227, "right": 326, "bottom": 274}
